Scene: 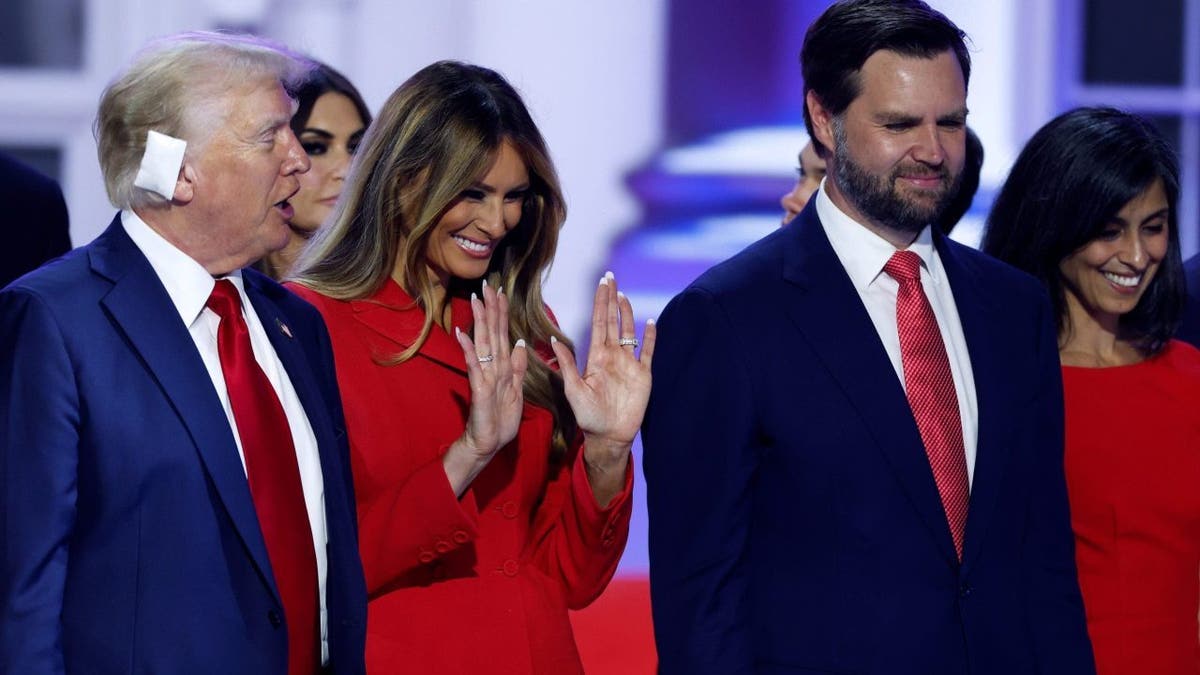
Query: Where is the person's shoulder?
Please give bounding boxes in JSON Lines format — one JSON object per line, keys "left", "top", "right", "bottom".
{"left": 686, "top": 225, "right": 788, "bottom": 300}
{"left": 941, "top": 237, "right": 1047, "bottom": 300}
{"left": 3, "top": 243, "right": 93, "bottom": 301}
{"left": 0, "top": 153, "right": 62, "bottom": 202}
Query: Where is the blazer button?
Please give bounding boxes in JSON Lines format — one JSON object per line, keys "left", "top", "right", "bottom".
{"left": 502, "top": 559, "right": 519, "bottom": 577}
{"left": 501, "top": 501, "right": 519, "bottom": 519}
{"left": 959, "top": 582, "right": 972, "bottom": 598}
{"left": 268, "top": 610, "right": 283, "bottom": 628}
{"left": 435, "top": 540, "right": 451, "bottom": 554}
{"left": 418, "top": 550, "right": 435, "bottom": 564}
{"left": 452, "top": 530, "right": 469, "bottom": 544}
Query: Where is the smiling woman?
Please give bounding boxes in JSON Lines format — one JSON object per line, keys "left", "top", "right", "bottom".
{"left": 982, "top": 106, "right": 1200, "bottom": 673}
{"left": 285, "top": 60, "right": 655, "bottom": 674}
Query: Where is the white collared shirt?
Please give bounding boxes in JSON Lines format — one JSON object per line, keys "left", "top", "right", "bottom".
{"left": 121, "top": 210, "right": 330, "bottom": 662}
{"left": 814, "top": 186, "right": 979, "bottom": 486}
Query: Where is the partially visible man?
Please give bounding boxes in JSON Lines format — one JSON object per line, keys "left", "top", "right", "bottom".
{"left": 0, "top": 151, "right": 71, "bottom": 287}
{"left": 1176, "top": 253, "right": 1200, "bottom": 346}
{"left": 643, "top": 1, "right": 1095, "bottom": 673}
{"left": 0, "top": 33, "right": 366, "bottom": 675}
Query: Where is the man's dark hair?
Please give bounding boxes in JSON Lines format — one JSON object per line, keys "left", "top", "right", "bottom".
{"left": 937, "top": 126, "right": 983, "bottom": 234}
{"left": 981, "top": 107, "right": 1183, "bottom": 355}
{"left": 801, "top": 0, "right": 970, "bottom": 157}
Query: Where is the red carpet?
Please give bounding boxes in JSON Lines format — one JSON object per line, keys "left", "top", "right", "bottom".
{"left": 570, "top": 576, "right": 658, "bottom": 674}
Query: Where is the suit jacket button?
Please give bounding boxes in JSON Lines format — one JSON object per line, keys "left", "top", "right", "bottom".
{"left": 452, "top": 530, "right": 469, "bottom": 544}
{"left": 959, "top": 583, "right": 972, "bottom": 598}
{"left": 418, "top": 550, "right": 435, "bottom": 564}
{"left": 435, "top": 540, "right": 451, "bottom": 553}
{"left": 268, "top": 610, "right": 282, "bottom": 628}
{"left": 501, "top": 501, "right": 519, "bottom": 519}
{"left": 502, "top": 559, "right": 519, "bottom": 576}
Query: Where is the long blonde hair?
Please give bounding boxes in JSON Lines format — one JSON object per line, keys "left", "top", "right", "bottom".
{"left": 292, "top": 60, "right": 576, "bottom": 458}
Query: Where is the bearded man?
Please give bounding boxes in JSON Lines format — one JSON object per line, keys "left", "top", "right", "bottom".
{"left": 641, "top": 1, "right": 1096, "bottom": 673}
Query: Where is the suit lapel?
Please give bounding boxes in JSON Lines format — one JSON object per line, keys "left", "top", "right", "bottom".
{"left": 244, "top": 274, "right": 349, "bottom": 506}
{"left": 935, "top": 237, "right": 1012, "bottom": 573}
{"left": 349, "top": 280, "right": 470, "bottom": 374}
{"left": 90, "top": 220, "right": 279, "bottom": 602}
{"left": 780, "top": 206, "right": 960, "bottom": 565}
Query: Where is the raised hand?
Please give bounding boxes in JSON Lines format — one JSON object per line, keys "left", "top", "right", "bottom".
{"left": 444, "top": 279, "right": 529, "bottom": 496}
{"left": 550, "top": 272, "right": 657, "bottom": 506}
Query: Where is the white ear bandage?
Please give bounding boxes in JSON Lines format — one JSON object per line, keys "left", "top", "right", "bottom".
{"left": 133, "top": 130, "right": 187, "bottom": 200}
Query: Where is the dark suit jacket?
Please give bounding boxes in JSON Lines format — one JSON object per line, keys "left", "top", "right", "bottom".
{"left": 1176, "top": 253, "right": 1200, "bottom": 348}
{"left": 642, "top": 200, "right": 1095, "bottom": 674}
{"left": 0, "top": 216, "right": 367, "bottom": 675}
{"left": 0, "top": 152, "right": 71, "bottom": 288}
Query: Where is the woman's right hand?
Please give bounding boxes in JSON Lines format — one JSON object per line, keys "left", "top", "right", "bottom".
{"left": 444, "top": 279, "right": 528, "bottom": 496}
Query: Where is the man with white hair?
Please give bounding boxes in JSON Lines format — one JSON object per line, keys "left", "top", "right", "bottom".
{"left": 0, "top": 32, "right": 366, "bottom": 675}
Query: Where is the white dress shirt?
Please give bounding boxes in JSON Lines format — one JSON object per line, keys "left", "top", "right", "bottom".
{"left": 813, "top": 186, "right": 979, "bottom": 486}
{"left": 121, "top": 210, "right": 330, "bottom": 661}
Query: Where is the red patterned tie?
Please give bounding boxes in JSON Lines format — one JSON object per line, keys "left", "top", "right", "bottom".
{"left": 207, "top": 280, "right": 320, "bottom": 675}
{"left": 883, "top": 251, "right": 969, "bottom": 561}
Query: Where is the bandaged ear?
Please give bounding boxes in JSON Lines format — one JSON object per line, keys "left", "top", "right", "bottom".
{"left": 133, "top": 130, "right": 187, "bottom": 200}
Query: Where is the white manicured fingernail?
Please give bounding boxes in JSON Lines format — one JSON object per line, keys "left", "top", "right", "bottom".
{"left": 471, "top": 292, "right": 477, "bottom": 302}
{"left": 647, "top": 318, "right": 656, "bottom": 326}
{"left": 605, "top": 270, "right": 615, "bottom": 280}
{"left": 598, "top": 277, "right": 608, "bottom": 286}
{"left": 550, "top": 335, "right": 558, "bottom": 344}
{"left": 617, "top": 291, "right": 626, "bottom": 300}
{"left": 482, "top": 278, "right": 488, "bottom": 288}
{"left": 455, "top": 326, "right": 461, "bottom": 337}
{"left": 515, "top": 339, "right": 526, "bottom": 348}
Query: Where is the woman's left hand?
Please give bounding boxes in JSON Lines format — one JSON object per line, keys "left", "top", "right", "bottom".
{"left": 550, "top": 272, "right": 656, "bottom": 506}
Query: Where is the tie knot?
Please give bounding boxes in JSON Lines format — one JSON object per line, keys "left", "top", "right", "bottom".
{"left": 206, "top": 279, "right": 243, "bottom": 320}
{"left": 883, "top": 250, "right": 923, "bottom": 283}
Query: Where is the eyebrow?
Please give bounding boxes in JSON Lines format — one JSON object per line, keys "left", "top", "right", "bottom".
{"left": 300, "top": 128, "right": 334, "bottom": 139}
{"left": 874, "top": 108, "right": 969, "bottom": 125}
{"left": 471, "top": 178, "right": 530, "bottom": 191}
{"left": 1111, "top": 207, "right": 1170, "bottom": 225}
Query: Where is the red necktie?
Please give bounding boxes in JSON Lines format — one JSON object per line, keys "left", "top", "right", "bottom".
{"left": 883, "top": 251, "right": 970, "bottom": 561}
{"left": 207, "top": 279, "right": 320, "bottom": 675}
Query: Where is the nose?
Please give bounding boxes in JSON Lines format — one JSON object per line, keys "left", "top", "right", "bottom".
{"left": 912, "top": 124, "right": 946, "bottom": 166}
{"left": 1118, "top": 231, "right": 1149, "bottom": 268}
{"left": 282, "top": 129, "right": 311, "bottom": 176}
{"left": 476, "top": 198, "right": 507, "bottom": 237}
{"left": 332, "top": 152, "right": 351, "bottom": 182}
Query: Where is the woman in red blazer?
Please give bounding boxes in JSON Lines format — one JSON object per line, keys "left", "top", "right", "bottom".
{"left": 287, "top": 61, "right": 655, "bottom": 674}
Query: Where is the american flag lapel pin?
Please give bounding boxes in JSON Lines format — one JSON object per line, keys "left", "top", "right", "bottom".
{"left": 276, "top": 317, "right": 294, "bottom": 339}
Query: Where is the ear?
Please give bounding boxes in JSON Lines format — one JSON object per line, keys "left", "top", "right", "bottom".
{"left": 172, "top": 161, "right": 196, "bottom": 204}
{"left": 806, "top": 90, "right": 836, "bottom": 156}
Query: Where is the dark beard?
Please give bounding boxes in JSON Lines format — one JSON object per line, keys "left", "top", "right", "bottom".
{"left": 832, "top": 121, "right": 961, "bottom": 234}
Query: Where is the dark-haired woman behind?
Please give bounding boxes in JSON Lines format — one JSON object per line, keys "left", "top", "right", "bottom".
{"left": 287, "top": 61, "right": 654, "bottom": 673}
{"left": 258, "top": 61, "right": 371, "bottom": 279}
{"left": 983, "top": 106, "right": 1200, "bottom": 674}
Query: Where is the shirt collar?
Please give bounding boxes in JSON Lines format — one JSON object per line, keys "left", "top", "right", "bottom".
{"left": 121, "top": 209, "right": 244, "bottom": 326}
{"left": 813, "top": 184, "right": 944, "bottom": 293}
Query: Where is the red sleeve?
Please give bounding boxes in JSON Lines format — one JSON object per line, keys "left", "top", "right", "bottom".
{"left": 527, "top": 440, "right": 633, "bottom": 609}
{"left": 354, "top": 446, "right": 484, "bottom": 594}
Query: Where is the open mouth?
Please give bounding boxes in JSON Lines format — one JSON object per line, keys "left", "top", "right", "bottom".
{"left": 453, "top": 234, "right": 494, "bottom": 258}
{"left": 274, "top": 198, "right": 294, "bottom": 219}
{"left": 1102, "top": 271, "right": 1141, "bottom": 289}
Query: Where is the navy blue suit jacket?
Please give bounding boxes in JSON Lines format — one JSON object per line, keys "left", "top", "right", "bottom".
{"left": 1176, "top": 253, "right": 1200, "bottom": 348}
{"left": 642, "top": 201, "right": 1094, "bottom": 674}
{"left": 0, "top": 217, "right": 367, "bottom": 674}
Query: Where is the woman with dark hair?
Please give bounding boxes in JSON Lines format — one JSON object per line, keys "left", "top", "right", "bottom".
{"left": 983, "top": 106, "right": 1199, "bottom": 674}
{"left": 258, "top": 61, "right": 371, "bottom": 278}
{"left": 287, "top": 61, "right": 655, "bottom": 673}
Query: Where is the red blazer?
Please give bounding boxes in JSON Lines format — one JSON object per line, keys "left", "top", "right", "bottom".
{"left": 289, "top": 280, "right": 632, "bottom": 674}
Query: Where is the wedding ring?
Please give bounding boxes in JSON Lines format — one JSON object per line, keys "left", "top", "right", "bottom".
{"left": 477, "top": 354, "right": 495, "bottom": 363}
{"left": 618, "top": 337, "right": 639, "bottom": 347}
